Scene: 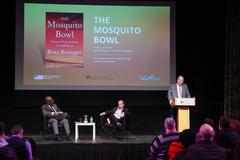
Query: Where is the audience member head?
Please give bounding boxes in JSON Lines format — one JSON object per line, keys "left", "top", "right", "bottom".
{"left": 0, "top": 122, "right": 5, "bottom": 137}
{"left": 199, "top": 123, "right": 215, "bottom": 141}
{"left": 219, "top": 116, "right": 230, "bottom": 130}
{"left": 11, "top": 125, "right": 24, "bottom": 138}
{"left": 164, "top": 117, "right": 176, "bottom": 132}
{"left": 45, "top": 96, "right": 54, "bottom": 105}
{"left": 203, "top": 118, "right": 214, "bottom": 128}
{"left": 176, "top": 75, "right": 184, "bottom": 86}
{"left": 118, "top": 100, "right": 125, "bottom": 109}
{"left": 195, "top": 132, "right": 201, "bottom": 144}
{"left": 179, "top": 129, "right": 196, "bottom": 147}
{"left": 230, "top": 119, "right": 240, "bottom": 134}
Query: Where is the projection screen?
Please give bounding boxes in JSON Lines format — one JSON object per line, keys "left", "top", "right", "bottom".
{"left": 15, "top": 1, "right": 176, "bottom": 90}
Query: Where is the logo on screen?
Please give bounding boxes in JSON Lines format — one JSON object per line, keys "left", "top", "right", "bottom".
{"left": 34, "top": 75, "right": 44, "bottom": 80}
{"left": 34, "top": 74, "right": 61, "bottom": 80}
{"left": 139, "top": 75, "right": 160, "bottom": 81}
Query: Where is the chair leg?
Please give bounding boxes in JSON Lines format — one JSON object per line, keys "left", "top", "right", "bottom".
{"left": 40, "top": 130, "right": 47, "bottom": 141}
{"left": 39, "top": 131, "right": 43, "bottom": 141}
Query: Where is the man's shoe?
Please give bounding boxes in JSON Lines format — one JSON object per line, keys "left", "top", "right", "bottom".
{"left": 117, "top": 123, "right": 122, "bottom": 127}
{"left": 55, "top": 135, "right": 62, "bottom": 141}
{"left": 108, "top": 134, "right": 116, "bottom": 139}
{"left": 66, "top": 136, "right": 72, "bottom": 141}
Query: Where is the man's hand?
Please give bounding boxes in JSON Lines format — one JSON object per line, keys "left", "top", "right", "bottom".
{"left": 169, "top": 100, "right": 173, "bottom": 106}
{"left": 53, "top": 112, "right": 63, "bottom": 116}
{"left": 120, "top": 112, "right": 125, "bottom": 118}
{"left": 100, "top": 112, "right": 106, "bottom": 116}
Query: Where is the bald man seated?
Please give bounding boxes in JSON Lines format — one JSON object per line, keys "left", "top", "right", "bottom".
{"left": 41, "top": 96, "right": 71, "bottom": 141}
{"left": 182, "top": 124, "right": 227, "bottom": 160}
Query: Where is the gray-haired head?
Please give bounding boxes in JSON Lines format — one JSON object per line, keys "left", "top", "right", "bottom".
{"left": 199, "top": 123, "right": 215, "bottom": 141}
{"left": 164, "top": 117, "right": 176, "bottom": 131}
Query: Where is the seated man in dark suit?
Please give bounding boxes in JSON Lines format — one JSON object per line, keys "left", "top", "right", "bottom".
{"left": 100, "top": 100, "right": 130, "bottom": 137}
{"left": 41, "top": 96, "right": 71, "bottom": 141}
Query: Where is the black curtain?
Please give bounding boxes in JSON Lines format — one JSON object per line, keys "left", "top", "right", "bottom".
{"left": 224, "top": 0, "right": 240, "bottom": 117}
{"left": 37, "top": 143, "right": 150, "bottom": 160}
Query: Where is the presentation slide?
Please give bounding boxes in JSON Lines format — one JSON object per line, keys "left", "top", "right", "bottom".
{"left": 15, "top": 2, "right": 175, "bottom": 90}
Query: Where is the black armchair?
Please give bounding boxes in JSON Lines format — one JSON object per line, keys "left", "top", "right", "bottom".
{"left": 100, "top": 114, "right": 131, "bottom": 138}
{"left": 40, "top": 113, "right": 71, "bottom": 140}
{"left": 100, "top": 115, "right": 114, "bottom": 137}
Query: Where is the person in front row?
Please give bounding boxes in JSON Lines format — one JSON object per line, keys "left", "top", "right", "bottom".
{"left": 146, "top": 117, "right": 180, "bottom": 160}
{"left": 182, "top": 123, "right": 227, "bottom": 160}
{"left": 0, "top": 122, "right": 18, "bottom": 160}
{"left": 41, "top": 96, "right": 71, "bottom": 141}
{"left": 7, "top": 125, "right": 33, "bottom": 160}
{"left": 0, "top": 122, "right": 8, "bottom": 148}
{"left": 100, "top": 100, "right": 130, "bottom": 137}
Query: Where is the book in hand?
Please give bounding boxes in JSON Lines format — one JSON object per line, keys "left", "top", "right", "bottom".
{"left": 45, "top": 12, "right": 84, "bottom": 68}
{"left": 56, "top": 112, "right": 68, "bottom": 120}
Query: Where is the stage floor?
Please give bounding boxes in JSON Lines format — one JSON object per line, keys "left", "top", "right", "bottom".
{"left": 31, "top": 135, "right": 155, "bottom": 144}
{"left": 28, "top": 134, "right": 154, "bottom": 160}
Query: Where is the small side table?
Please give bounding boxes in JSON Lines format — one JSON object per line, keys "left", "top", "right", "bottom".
{"left": 75, "top": 122, "right": 96, "bottom": 140}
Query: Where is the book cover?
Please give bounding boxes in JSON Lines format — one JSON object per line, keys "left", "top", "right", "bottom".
{"left": 45, "top": 12, "right": 83, "bottom": 68}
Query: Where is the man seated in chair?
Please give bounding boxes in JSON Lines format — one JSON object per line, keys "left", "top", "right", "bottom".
{"left": 100, "top": 100, "right": 130, "bottom": 137}
{"left": 41, "top": 96, "right": 71, "bottom": 141}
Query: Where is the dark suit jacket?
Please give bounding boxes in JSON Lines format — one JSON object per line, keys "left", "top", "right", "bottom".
{"left": 105, "top": 107, "right": 130, "bottom": 118}
{"left": 41, "top": 104, "right": 62, "bottom": 118}
{"left": 215, "top": 128, "right": 240, "bottom": 149}
{"left": 182, "top": 140, "right": 227, "bottom": 160}
{"left": 167, "top": 83, "right": 191, "bottom": 101}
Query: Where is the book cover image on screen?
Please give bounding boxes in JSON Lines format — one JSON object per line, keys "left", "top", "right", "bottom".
{"left": 45, "top": 12, "right": 84, "bottom": 68}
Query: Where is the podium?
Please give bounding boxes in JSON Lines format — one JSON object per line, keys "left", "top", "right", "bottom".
{"left": 173, "top": 97, "right": 195, "bottom": 132}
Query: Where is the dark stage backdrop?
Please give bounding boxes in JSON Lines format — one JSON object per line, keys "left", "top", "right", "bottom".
{"left": 2, "top": 0, "right": 226, "bottom": 135}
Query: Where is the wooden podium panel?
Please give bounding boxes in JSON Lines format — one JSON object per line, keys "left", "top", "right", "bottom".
{"left": 173, "top": 98, "right": 195, "bottom": 132}
{"left": 177, "top": 107, "right": 190, "bottom": 132}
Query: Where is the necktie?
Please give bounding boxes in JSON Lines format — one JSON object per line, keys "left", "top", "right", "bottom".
{"left": 179, "top": 86, "right": 182, "bottom": 98}
{"left": 51, "top": 106, "right": 57, "bottom": 112}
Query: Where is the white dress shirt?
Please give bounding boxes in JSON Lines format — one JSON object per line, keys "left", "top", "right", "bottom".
{"left": 49, "top": 105, "right": 57, "bottom": 115}
{"left": 177, "top": 84, "right": 182, "bottom": 98}
{"left": 114, "top": 108, "right": 123, "bottom": 119}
